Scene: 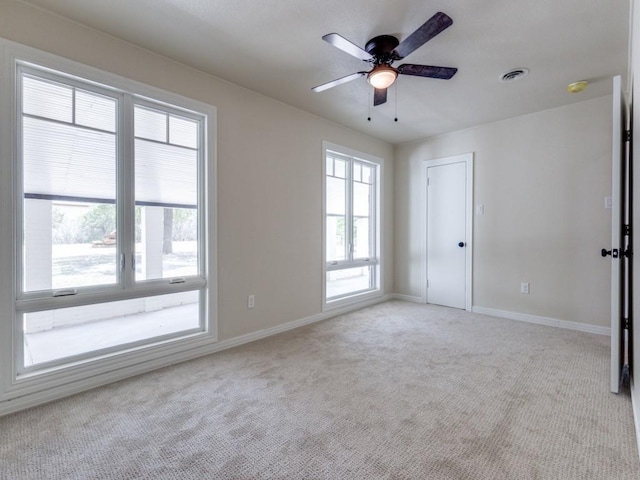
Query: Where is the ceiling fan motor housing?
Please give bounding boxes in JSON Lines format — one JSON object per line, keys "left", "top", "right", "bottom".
{"left": 365, "top": 35, "right": 400, "bottom": 64}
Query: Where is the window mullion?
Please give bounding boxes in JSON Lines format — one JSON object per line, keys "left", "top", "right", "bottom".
{"left": 370, "top": 167, "right": 377, "bottom": 288}
{"left": 119, "top": 94, "right": 135, "bottom": 289}
{"left": 15, "top": 67, "right": 26, "bottom": 298}
{"left": 370, "top": 167, "right": 377, "bottom": 261}
{"left": 197, "top": 117, "right": 206, "bottom": 281}
{"left": 346, "top": 158, "right": 354, "bottom": 263}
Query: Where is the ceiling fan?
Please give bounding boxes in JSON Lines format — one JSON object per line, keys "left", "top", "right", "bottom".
{"left": 312, "top": 12, "right": 457, "bottom": 106}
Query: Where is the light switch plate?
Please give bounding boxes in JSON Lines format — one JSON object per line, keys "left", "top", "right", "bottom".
{"left": 605, "top": 196, "right": 613, "bottom": 209}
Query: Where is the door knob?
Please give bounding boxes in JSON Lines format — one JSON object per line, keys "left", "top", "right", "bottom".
{"left": 458, "top": 242, "right": 465, "bottom": 248}
{"left": 601, "top": 248, "right": 619, "bottom": 258}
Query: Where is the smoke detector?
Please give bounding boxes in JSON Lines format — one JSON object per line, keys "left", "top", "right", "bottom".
{"left": 500, "top": 68, "right": 529, "bottom": 82}
{"left": 567, "top": 81, "right": 588, "bottom": 93}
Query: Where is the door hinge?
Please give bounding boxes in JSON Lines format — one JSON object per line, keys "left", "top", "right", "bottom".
{"left": 624, "top": 130, "right": 632, "bottom": 142}
{"left": 427, "top": 177, "right": 430, "bottom": 186}
{"left": 623, "top": 318, "right": 630, "bottom": 330}
{"left": 427, "top": 279, "right": 430, "bottom": 288}
{"left": 624, "top": 224, "right": 631, "bottom": 236}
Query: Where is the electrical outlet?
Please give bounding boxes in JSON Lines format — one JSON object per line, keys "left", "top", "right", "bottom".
{"left": 521, "top": 282, "right": 529, "bottom": 294}
{"left": 247, "top": 294, "right": 255, "bottom": 309}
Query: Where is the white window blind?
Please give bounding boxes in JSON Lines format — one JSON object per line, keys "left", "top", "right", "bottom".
{"left": 22, "top": 75, "right": 117, "bottom": 202}
{"left": 22, "top": 77, "right": 200, "bottom": 208}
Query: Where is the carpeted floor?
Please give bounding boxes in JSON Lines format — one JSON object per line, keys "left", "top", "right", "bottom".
{"left": 1, "top": 301, "right": 638, "bottom": 479}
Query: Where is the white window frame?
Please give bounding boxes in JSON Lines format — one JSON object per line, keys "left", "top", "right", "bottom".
{"left": 0, "top": 40, "right": 217, "bottom": 405}
{"left": 322, "top": 141, "right": 383, "bottom": 310}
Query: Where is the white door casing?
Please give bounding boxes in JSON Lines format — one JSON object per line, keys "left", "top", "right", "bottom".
{"left": 610, "top": 75, "right": 627, "bottom": 394}
{"left": 424, "top": 153, "right": 473, "bottom": 310}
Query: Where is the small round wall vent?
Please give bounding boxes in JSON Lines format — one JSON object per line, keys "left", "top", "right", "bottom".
{"left": 500, "top": 68, "right": 529, "bottom": 82}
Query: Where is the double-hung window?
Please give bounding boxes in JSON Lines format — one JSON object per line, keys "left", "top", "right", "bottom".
{"left": 323, "top": 142, "right": 382, "bottom": 307}
{"left": 1, "top": 47, "right": 216, "bottom": 385}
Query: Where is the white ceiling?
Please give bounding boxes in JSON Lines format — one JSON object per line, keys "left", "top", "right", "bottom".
{"left": 20, "top": 0, "right": 630, "bottom": 144}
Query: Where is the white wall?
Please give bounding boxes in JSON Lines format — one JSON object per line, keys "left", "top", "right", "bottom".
{"left": 0, "top": 0, "right": 394, "bottom": 343}
{"left": 395, "top": 96, "right": 613, "bottom": 327}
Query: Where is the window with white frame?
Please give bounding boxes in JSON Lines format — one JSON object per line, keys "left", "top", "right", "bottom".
{"left": 324, "top": 143, "right": 381, "bottom": 306}
{"left": 8, "top": 58, "right": 215, "bottom": 375}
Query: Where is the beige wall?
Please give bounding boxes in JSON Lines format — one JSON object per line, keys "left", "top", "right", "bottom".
{"left": 395, "top": 96, "right": 613, "bottom": 327}
{"left": 0, "top": 0, "right": 394, "bottom": 341}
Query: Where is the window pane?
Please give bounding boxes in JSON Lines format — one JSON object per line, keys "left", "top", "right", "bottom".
{"left": 326, "top": 156, "right": 334, "bottom": 176}
{"left": 50, "top": 202, "right": 116, "bottom": 289}
{"left": 75, "top": 89, "right": 117, "bottom": 132}
{"left": 135, "top": 206, "right": 198, "bottom": 281}
{"left": 326, "top": 215, "right": 346, "bottom": 262}
{"left": 326, "top": 173, "right": 346, "bottom": 262}
{"left": 353, "top": 162, "right": 362, "bottom": 182}
{"left": 327, "top": 266, "right": 372, "bottom": 299}
{"left": 23, "top": 117, "right": 116, "bottom": 198}
{"left": 353, "top": 217, "right": 370, "bottom": 259}
{"left": 135, "top": 106, "right": 167, "bottom": 142}
{"left": 23, "top": 75, "right": 72, "bottom": 123}
{"left": 22, "top": 115, "right": 117, "bottom": 292}
{"left": 353, "top": 179, "right": 371, "bottom": 259}
{"left": 135, "top": 104, "right": 200, "bottom": 282}
{"left": 23, "top": 290, "right": 201, "bottom": 367}
{"left": 361, "top": 165, "right": 372, "bottom": 184}
{"left": 135, "top": 139, "right": 198, "bottom": 206}
{"left": 169, "top": 115, "right": 198, "bottom": 148}
{"left": 334, "top": 158, "right": 346, "bottom": 178}
{"left": 326, "top": 175, "right": 345, "bottom": 215}
{"left": 353, "top": 181, "right": 371, "bottom": 217}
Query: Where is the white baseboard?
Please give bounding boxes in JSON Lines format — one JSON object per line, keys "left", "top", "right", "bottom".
{"left": 0, "top": 295, "right": 390, "bottom": 417}
{"left": 390, "top": 294, "right": 425, "bottom": 304}
{"left": 472, "top": 306, "right": 611, "bottom": 336}
{"left": 632, "top": 379, "right": 640, "bottom": 462}
{"left": 220, "top": 294, "right": 391, "bottom": 351}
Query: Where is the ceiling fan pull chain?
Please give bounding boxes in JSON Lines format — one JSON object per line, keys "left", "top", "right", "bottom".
{"left": 368, "top": 90, "right": 372, "bottom": 121}
{"left": 394, "top": 82, "right": 399, "bottom": 122}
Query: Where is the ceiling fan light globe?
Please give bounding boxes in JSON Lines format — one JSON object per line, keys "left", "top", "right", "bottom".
{"left": 367, "top": 66, "right": 398, "bottom": 89}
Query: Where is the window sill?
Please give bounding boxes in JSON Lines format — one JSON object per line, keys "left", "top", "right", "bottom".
{"left": 323, "top": 288, "right": 382, "bottom": 312}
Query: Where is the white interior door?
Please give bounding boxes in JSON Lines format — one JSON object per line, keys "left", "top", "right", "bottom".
{"left": 427, "top": 161, "right": 467, "bottom": 309}
{"left": 610, "top": 75, "right": 626, "bottom": 393}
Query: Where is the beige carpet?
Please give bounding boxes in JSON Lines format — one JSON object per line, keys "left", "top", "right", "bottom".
{"left": 1, "top": 300, "right": 638, "bottom": 479}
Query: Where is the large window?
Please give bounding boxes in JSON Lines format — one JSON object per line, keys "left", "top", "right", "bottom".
{"left": 324, "top": 143, "right": 381, "bottom": 307}
{"left": 3, "top": 53, "right": 216, "bottom": 379}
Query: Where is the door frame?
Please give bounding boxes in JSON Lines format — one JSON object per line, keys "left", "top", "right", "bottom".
{"left": 611, "top": 74, "right": 628, "bottom": 393}
{"left": 422, "top": 153, "right": 474, "bottom": 311}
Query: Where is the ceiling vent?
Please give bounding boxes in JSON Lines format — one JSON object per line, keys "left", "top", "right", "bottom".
{"left": 500, "top": 68, "right": 529, "bottom": 82}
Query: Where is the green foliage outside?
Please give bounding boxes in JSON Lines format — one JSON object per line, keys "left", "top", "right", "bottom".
{"left": 52, "top": 204, "right": 197, "bottom": 245}
{"left": 81, "top": 204, "right": 116, "bottom": 243}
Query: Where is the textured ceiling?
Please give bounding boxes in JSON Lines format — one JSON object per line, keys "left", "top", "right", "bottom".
{"left": 19, "top": 0, "right": 630, "bottom": 144}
